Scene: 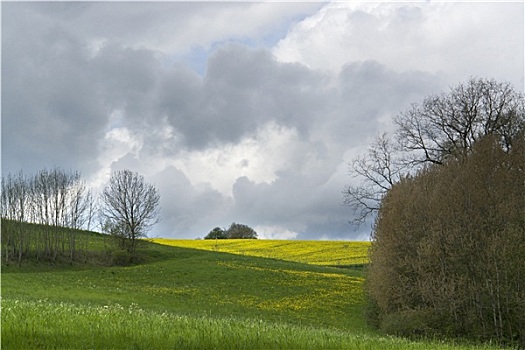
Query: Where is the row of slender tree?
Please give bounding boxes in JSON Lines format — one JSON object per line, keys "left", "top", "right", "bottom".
{"left": 1, "top": 168, "right": 96, "bottom": 264}
{"left": 1, "top": 168, "right": 161, "bottom": 265}
{"left": 344, "top": 77, "right": 525, "bottom": 347}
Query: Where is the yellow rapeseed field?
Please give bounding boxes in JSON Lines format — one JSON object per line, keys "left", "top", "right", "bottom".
{"left": 152, "top": 239, "right": 370, "bottom": 266}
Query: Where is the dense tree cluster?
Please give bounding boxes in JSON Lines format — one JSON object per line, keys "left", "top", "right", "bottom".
{"left": 366, "top": 135, "right": 524, "bottom": 346}
{"left": 345, "top": 78, "right": 525, "bottom": 347}
{"left": 204, "top": 223, "right": 258, "bottom": 239}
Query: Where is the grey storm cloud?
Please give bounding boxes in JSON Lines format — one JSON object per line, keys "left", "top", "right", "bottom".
{"left": 158, "top": 44, "right": 332, "bottom": 149}
{"left": 2, "top": 2, "right": 522, "bottom": 239}
{"left": 231, "top": 168, "right": 368, "bottom": 241}
{"left": 2, "top": 2, "right": 324, "bottom": 174}
{"left": 0, "top": 16, "right": 448, "bottom": 239}
{"left": 2, "top": 9, "right": 107, "bottom": 175}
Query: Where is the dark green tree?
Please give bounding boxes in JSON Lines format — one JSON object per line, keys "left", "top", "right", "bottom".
{"left": 204, "top": 227, "right": 227, "bottom": 239}
{"left": 225, "top": 222, "right": 257, "bottom": 239}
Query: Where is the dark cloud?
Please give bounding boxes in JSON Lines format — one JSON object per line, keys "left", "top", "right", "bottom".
{"left": 1, "top": 2, "right": 324, "bottom": 174}
{"left": 169, "top": 44, "right": 332, "bottom": 148}
{"left": 1, "top": 11, "right": 443, "bottom": 239}
{"left": 19, "top": 2, "right": 323, "bottom": 57}
{"left": 337, "top": 60, "right": 444, "bottom": 133}
{"left": 2, "top": 2, "right": 439, "bottom": 174}
{"left": 2, "top": 4, "right": 108, "bottom": 176}
{"left": 3, "top": 2, "right": 518, "bottom": 240}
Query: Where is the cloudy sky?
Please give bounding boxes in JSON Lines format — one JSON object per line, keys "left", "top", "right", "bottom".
{"left": 2, "top": 1, "right": 523, "bottom": 240}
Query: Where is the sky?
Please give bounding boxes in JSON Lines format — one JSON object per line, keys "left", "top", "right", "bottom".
{"left": 2, "top": 1, "right": 524, "bottom": 240}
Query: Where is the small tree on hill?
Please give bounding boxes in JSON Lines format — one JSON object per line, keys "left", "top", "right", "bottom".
{"left": 204, "top": 227, "right": 227, "bottom": 239}
{"left": 225, "top": 222, "right": 257, "bottom": 239}
{"left": 100, "top": 170, "right": 160, "bottom": 254}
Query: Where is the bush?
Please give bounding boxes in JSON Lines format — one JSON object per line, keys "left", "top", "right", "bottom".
{"left": 111, "top": 250, "right": 133, "bottom": 266}
{"left": 362, "top": 290, "right": 381, "bottom": 330}
{"left": 380, "top": 309, "right": 448, "bottom": 339}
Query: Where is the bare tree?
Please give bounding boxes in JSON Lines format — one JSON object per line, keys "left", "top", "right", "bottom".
{"left": 345, "top": 78, "right": 525, "bottom": 224}
{"left": 1, "top": 167, "right": 98, "bottom": 263}
{"left": 343, "top": 133, "right": 405, "bottom": 225}
{"left": 1, "top": 171, "right": 30, "bottom": 265}
{"left": 67, "top": 178, "right": 96, "bottom": 230}
{"left": 100, "top": 170, "right": 160, "bottom": 254}
{"left": 395, "top": 77, "right": 525, "bottom": 166}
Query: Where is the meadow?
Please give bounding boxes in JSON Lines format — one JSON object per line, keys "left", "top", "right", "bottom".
{"left": 2, "top": 230, "right": 502, "bottom": 349}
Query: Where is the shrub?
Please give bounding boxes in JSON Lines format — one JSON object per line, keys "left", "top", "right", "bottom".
{"left": 111, "top": 250, "right": 133, "bottom": 266}
{"left": 380, "top": 309, "right": 449, "bottom": 339}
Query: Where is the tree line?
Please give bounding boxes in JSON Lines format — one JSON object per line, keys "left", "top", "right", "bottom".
{"left": 1, "top": 168, "right": 160, "bottom": 265}
{"left": 1, "top": 166, "right": 258, "bottom": 265}
{"left": 345, "top": 78, "right": 524, "bottom": 347}
{"left": 1, "top": 168, "right": 95, "bottom": 264}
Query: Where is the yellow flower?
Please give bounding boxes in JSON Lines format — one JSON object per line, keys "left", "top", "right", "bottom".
{"left": 153, "top": 239, "right": 370, "bottom": 266}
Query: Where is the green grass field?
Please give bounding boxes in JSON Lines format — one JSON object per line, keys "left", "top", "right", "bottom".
{"left": 1, "top": 230, "right": 500, "bottom": 349}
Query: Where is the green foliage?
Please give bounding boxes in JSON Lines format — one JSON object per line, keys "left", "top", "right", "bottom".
{"left": 204, "top": 227, "right": 227, "bottom": 239}
{"left": 111, "top": 249, "right": 134, "bottom": 266}
{"left": 225, "top": 222, "right": 257, "bottom": 239}
{"left": 202, "top": 222, "right": 258, "bottom": 239}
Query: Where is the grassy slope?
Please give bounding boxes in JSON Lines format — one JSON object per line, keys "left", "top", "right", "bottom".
{"left": 1, "top": 229, "right": 498, "bottom": 349}
{"left": 2, "top": 244, "right": 367, "bottom": 332}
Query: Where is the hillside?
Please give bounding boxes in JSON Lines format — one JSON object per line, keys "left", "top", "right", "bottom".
{"left": 2, "top": 235, "right": 368, "bottom": 332}
{"left": 1, "top": 227, "right": 499, "bottom": 349}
